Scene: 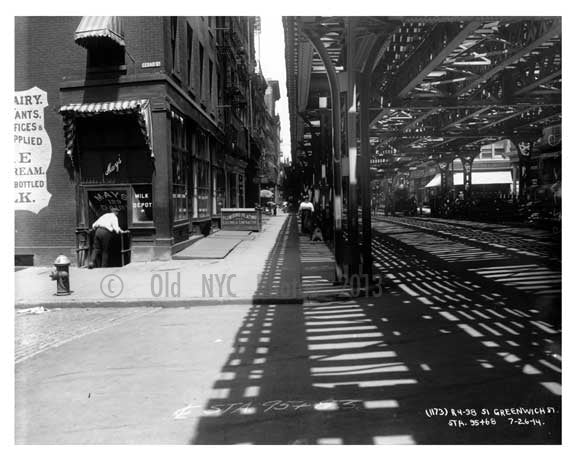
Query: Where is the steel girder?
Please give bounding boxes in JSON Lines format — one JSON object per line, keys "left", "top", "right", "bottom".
{"left": 284, "top": 16, "right": 561, "bottom": 170}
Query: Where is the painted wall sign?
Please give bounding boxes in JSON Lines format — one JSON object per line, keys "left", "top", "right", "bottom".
{"left": 14, "top": 87, "right": 52, "bottom": 213}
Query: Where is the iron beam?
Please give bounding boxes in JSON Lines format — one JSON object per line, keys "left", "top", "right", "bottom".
{"left": 515, "top": 69, "right": 562, "bottom": 96}
{"left": 397, "top": 21, "right": 482, "bottom": 98}
{"left": 302, "top": 25, "right": 345, "bottom": 281}
{"left": 455, "top": 19, "right": 561, "bottom": 97}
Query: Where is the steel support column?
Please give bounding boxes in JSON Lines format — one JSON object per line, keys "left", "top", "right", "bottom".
{"left": 319, "top": 110, "right": 333, "bottom": 242}
{"left": 359, "top": 72, "right": 373, "bottom": 280}
{"left": 345, "top": 18, "right": 360, "bottom": 278}
{"left": 303, "top": 28, "right": 344, "bottom": 281}
{"left": 437, "top": 159, "right": 453, "bottom": 196}
{"left": 510, "top": 135, "right": 539, "bottom": 203}
{"left": 459, "top": 153, "right": 477, "bottom": 200}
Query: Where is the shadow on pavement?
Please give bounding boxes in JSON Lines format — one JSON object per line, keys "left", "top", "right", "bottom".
{"left": 253, "top": 214, "right": 302, "bottom": 300}
{"left": 189, "top": 216, "right": 561, "bottom": 445}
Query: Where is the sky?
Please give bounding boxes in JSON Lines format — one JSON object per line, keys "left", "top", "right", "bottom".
{"left": 256, "top": 15, "right": 291, "bottom": 162}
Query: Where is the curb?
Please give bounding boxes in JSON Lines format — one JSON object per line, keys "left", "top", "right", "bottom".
{"left": 14, "top": 297, "right": 297, "bottom": 309}
{"left": 14, "top": 293, "right": 356, "bottom": 309}
{"left": 14, "top": 292, "right": 357, "bottom": 309}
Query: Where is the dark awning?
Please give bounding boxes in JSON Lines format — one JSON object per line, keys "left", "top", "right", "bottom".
{"left": 60, "top": 99, "right": 154, "bottom": 172}
{"left": 75, "top": 16, "right": 125, "bottom": 48}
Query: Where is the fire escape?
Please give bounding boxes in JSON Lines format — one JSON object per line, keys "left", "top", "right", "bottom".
{"left": 216, "top": 18, "right": 250, "bottom": 159}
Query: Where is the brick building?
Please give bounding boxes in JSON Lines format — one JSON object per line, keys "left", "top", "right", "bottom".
{"left": 15, "top": 16, "right": 272, "bottom": 266}
{"left": 262, "top": 80, "right": 282, "bottom": 191}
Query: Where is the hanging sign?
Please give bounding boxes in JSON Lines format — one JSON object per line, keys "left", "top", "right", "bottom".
{"left": 14, "top": 87, "right": 52, "bottom": 213}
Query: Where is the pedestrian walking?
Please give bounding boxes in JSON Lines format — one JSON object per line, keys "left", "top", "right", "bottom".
{"left": 89, "top": 207, "right": 125, "bottom": 268}
{"left": 298, "top": 196, "right": 314, "bottom": 234}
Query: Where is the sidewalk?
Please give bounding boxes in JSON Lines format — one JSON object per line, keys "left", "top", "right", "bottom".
{"left": 14, "top": 213, "right": 347, "bottom": 309}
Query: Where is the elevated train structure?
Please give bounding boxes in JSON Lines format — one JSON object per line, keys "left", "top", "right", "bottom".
{"left": 284, "top": 16, "right": 561, "bottom": 279}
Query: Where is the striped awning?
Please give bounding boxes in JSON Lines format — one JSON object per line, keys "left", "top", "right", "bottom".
{"left": 60, "top": 99, "right": 154, "bottom": 172}
{"left": 75, "top": 16, "right": 125, "bottom": 48}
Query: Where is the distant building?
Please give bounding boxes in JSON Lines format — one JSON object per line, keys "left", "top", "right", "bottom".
{"left": 262, "top": 80, "right": 282, "bottom": 191}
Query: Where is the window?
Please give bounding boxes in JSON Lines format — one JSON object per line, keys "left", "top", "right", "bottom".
{"left": 238, "top": 174, "right": 245, "bottom": 207}
{"left": 132, "top": 185, "right": 153, "bottom": 223}
{"left": 170, "top": 17, "right": 178, "bottom": 74}
{"left": 87, "top": 41, "right": 125, "bottom": 69}
{"left": 195, "top": 134, "right": 210, "bottom": 217}
{"left": 171, "top": 111, "right": 188, "bottom": 222}
{"left": 87, "top": 188, "right": 129, "bottom": 230}
{"left": 77, "top": 115, "right": 152, "bottom": 184}
{"left": 186, "top": 24, "right": 193, "bottom": 89}
{"left": 479, "top": 147, "right": 492, "bottom": 159}
{"left": 196, "top": 160, "right": 210, "bottom": 217}
{"left": 215, "top": 168, "right": 225, "bottom": 211}
{"left": 229, "top": 172, "right": 237, "bottom": 208}
{"left": 198, "top": 43, "right": 205, "bottom": 100}
{"left": 209, "top": 59, "right": 214, "bottom": 108}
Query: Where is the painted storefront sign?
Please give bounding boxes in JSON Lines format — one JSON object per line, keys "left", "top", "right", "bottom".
{"left": 14, "top": 87, "right": 52, "bottom": 213}
{"left": 221, "top": 208, "right": 261, "bottom": 231}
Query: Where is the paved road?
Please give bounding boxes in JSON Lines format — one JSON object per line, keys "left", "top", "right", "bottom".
{"left": 15, "top": 305, "right": 252, "bottom": 444}
{"left": 15, "top": 217, "right": 561, "bottom": 444}
{"left": 15, "top": 301, "right": 560, "bottom": 444}
{"left": 15, "top": 307, "right": 160, "bottom": 364}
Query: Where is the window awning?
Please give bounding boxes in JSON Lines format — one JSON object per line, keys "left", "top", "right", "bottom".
{"left": 424, "top": 171, "right": 513, "bottom": 188}
{"left": 60, "top": 99, "right": 154, "bottom": 172}
{"left": 75, "top": 16, "right": 125, "bottom": 48}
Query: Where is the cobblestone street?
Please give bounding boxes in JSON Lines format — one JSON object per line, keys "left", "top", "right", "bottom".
{"left": 15, "top": 307, "right": 160, "bottom": 363}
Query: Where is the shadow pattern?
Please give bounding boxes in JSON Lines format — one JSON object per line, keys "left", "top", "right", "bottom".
{"left": 190, "top": 215, "right": 561, "bottom": 444}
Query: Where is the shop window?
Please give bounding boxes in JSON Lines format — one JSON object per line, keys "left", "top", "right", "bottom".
{"left": 196, "top": 160, "right": 210, "bottom": 217}
{"left": 229, "top": 172, "right": 237, "bottom": 208}
{"left": 85, "top": 185, "right": 154, "bottom": 229}
{"left": 238, "top": 174, "right": 245, "bottom": 207}
{"left": 77, "top": 115, "right": 153, "bottom": 184}
{"left": 173, "top": 185, "right": 188, "bottom": 221}
{"left": 171, "top": 112, "right": 188, "bottom": 222}
{"left": 132, "top": 184, "right": 153, "bottom": 223}
{"left": 216, "top": 168, "right": 225, "bottom": 211}
{"left": 87, "top": 188, "right": 129, "bottom": 229}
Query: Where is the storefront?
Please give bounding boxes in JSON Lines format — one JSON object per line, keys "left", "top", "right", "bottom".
{"left": 60, "top": 98, "right": 249, "bottom": 263}
{"left": 60, "top": 100, "right": 157, "bottom": 261}
{"left": 169, "top": 109, "right": 216, "bottom": 241}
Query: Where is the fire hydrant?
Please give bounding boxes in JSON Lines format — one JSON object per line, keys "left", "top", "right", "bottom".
{"left": 50, "top": 255, "right": 71, "bottom": 296}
